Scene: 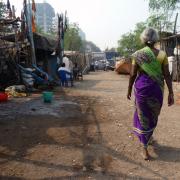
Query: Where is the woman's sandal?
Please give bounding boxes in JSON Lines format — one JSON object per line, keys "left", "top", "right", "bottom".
{"left": 142, "top": 148, "right": 150, "bottom": 161}
{"left": 148, "top": 136, "right": 155, "bottom": 145}
{"left": 141, "top": 153, "right": 150, "bottom": 160}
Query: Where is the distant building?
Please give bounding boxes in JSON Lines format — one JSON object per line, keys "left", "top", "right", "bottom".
{"left": 105, "top": 51, "right": 119, "bottom": 60}
{"left": 86, "top": 44, "right": 92, "bottom": 53}
{"left": 85, "top": 41, "right": 101, "bottom": 53}
{"left": 35, "top": 2, "right": 55, "bottom": 33}
{"left": 91, "top": 52, "right": 106, "bottom": 61}
{"left": 52, "top": 14, "right": 59, "bottom": 33}
{"left": 79, "top": 28, "right": 86, "bottom": 41}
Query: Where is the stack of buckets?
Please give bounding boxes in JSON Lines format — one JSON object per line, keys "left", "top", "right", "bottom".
{"left": 42, "top": 91, "right": 53, "bottom": 103}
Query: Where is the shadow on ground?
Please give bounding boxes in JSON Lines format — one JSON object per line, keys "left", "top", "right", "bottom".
{"left": 0, "top": 94, "right": 170, "bottom": 179}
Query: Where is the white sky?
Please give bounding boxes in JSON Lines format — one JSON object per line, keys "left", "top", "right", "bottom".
{"left": 3, "top": 0, "right": 150, "bottom": 50}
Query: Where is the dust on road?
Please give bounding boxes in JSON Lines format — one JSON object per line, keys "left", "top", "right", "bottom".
{"left": 0, "top": 71, "right": 180, "bottom": 179}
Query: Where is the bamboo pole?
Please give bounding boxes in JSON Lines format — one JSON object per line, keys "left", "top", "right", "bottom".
{"left": 27, "top": 0, "right": 36, "bottom": 65}
{"left": 173, "top": 13, "right": 178, "bottom": 35}
{"left": 173, "top": 13, "right": 179, "bottom": 82}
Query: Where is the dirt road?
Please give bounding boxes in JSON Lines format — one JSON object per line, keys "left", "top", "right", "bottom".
{"left": 0, "top": 71, "right": 180, "bottom": 179}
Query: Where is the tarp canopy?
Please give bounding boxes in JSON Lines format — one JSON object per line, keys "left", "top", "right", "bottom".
{"left": 33, "top": 33, "right": 57, "bottom": 52}
{"left": 161, "top": 33, "right": 180, "bottom": 43}
{"left": 0, "top": 33, "right": 57, "bottom": 52}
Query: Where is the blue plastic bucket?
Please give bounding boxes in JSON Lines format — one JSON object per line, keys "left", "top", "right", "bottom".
{"left": 43, "top": 91, "right": 53, "bottom": 103}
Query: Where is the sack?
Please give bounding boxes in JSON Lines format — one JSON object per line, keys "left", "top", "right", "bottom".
{"left": 21, "top": 72, "right": 33, "bottom": 78}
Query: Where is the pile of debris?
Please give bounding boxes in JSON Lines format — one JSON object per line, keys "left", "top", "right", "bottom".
{"left": 115, "top": 58, "right": 131, "bottom": 74}
{"left": 0, "top": 18, "right": 31, "bottom": 90}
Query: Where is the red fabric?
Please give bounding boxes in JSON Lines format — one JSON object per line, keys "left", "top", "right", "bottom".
{"left": 32, "top": 0, "right": 36, "bottom": 11}
{"left": 32, "top": 0, "right": 36, "bottom": 32}
{"left": 0, "top": 93, "right": 8, "bottom": 102}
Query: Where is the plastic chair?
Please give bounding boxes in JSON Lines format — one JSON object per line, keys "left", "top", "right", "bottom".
{"left": 58, "top": 70, "right": 73, "bottom": 87}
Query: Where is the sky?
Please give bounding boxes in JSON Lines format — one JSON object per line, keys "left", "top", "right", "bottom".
{"left": 3, "top": 0, "right": 150, "bottom": 50}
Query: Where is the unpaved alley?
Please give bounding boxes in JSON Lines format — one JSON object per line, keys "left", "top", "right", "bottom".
{"left": 0, "top": 71, "right": 180, "bottom": 179}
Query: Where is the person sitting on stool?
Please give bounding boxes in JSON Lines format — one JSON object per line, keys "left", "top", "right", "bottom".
{"left": 58, "top": 63, "right": 73, "bottom": 86}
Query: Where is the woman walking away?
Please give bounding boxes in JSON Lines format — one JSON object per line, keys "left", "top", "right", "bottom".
{"left": 127, "top": 28, "right": 174, "bottom": 160}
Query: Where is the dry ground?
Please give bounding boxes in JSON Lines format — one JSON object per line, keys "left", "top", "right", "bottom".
{"left": 0, "top": 71, "right": 180, "bottom": 179}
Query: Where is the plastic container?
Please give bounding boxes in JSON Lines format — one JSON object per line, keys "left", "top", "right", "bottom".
{"left": 42, "top": 91, "right": 53, "bottom": 103}
{"left": 0, "top": 93, "right": 8, "bottom": 102}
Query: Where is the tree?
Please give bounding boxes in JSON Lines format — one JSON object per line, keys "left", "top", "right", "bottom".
{"left": 117, "top": 22, "right": 146, "bottom": 57}
{"left": 148, "top": 0, "right": 179, "bottom": 12}
{"left": 105, "top": 47, "right": 116, "bottom": 52}
{"left": 36, "top": 25, "right": 44, "bottom": 34}
{"left": 64, "top": 23, "right": 82, "bottom": 51}
{"left": 0, "top": 2, "right": 6, "bottom": 18}
{"left": 147, "top": 0, "right": 180, "bottom": 32}
{"left": 117, "top": 0, "right": 180, "bottom": 58}
{"left": 83, "top": 40, "right": 101, "bottom": 52}
{"left": 134, "top": 22, "right": 147, "bottom": 49}
{"left": 117, "top": 33, "right": 136, "bottom": 57}
{"left": 35, "top": 23, "right": 59, "bottom": 42}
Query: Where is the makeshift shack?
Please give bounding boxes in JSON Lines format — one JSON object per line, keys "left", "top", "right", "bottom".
{"left": 0, "top": 18, "right": 31, "bottom": 90}
{"left": 64, "top": 51, "right": 90, "bottom": 73}
{"left": 1, "top": 32, "right": 59, "bottom": 79}
{"left": 161, "top": 33, "right": 180, "bottom": 81}
{"left": 33, "top": 33, "right": 58, "bottom": 79}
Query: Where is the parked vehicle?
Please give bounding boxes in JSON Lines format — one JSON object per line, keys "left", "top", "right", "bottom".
{"left": 94, "top": 60, "right": 106, "bottom": 70}
{"left": 106, "top": 59, "right": 115, "bottom": 70}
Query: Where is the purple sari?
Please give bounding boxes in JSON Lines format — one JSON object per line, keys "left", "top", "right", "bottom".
{"left": 132, "top": 47, "right": 164, "bottom": 147}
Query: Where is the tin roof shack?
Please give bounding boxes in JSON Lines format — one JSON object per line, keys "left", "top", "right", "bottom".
{"left": 2, "top": 32, "right": 58, "bottom": 80}
{"left": 161, "top": 33, "right": 180, "bottom": 81}
{"left": 33, "top": 33, "right": 58, "bottom": 80}
{"left": 64, "top": 51, "right": 90, "bottom": 73}
{"left": 0, "top": 18, "right": 31, "bottom": 90}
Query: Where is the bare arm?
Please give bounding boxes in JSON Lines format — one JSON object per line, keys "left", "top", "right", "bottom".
{"left": 162, "top": 64, "right": 174, "bottom": 106}
{"left": 127, "top": 64, "right": 138, "bottom": 100}
{"left": 162, "top": 65, "right": 173, "bottom": 93}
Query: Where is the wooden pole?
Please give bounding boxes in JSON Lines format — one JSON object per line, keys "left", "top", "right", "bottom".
{"left": 173, "top": 13, "right": 178, "bottom": 35}
{"left": 159, "top": 20, "right": 162, "bottom": 49}
{"left": 27, "top": 0, "right": 36, "bottom": 65}
{"left": 173, "top": 13, "right": 179, "bottom": 82}
{"left": 175, "top": 37, "right": 179, "bottom": 82}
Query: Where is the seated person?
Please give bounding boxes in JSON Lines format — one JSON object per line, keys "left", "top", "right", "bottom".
{"left": 58, "top": 63, "right": 73, "bottom": 86}
{"left": 63, "top": 55, "right": 73, "bottom": 73}
{"left": 73, "top": 63, "right": 80, "bottom": 80}
{"left": 73, "top": 63, "right": 83, "bottom": 80}
{"left": 33, "top": 68, "right": 47, "bottom": 81}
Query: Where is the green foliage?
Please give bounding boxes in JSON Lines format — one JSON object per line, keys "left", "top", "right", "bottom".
{"left": 36, "top": 25, "right": 57, "bottom": 40}
{"left": 148, "top": 0, "right": 179, "bottom": 12}
{"left": 146, "top": 15, "right": 162, "bottom": 29}
{"left": 147, "top": 0, "right": 180, "bottom": 31}
{"left": 117, "top": 22, "right": 146, "bottom": 57}
{"left": 0, "top": 2, "right": 6, "bottom": 18}
{"left": 64, "top": 23, "right": 82, "bottom": 51}
{"left": 117, "top": 33, "right": 136, "bottom": 57}
{"left": 117, "top": 0, "right": 180, "bottom": 58}
{"left": 36, "top": 25, "right": 44, "bottom": 34}
{"left": 147, "top": 14, "right": 174, "bottom": 32}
